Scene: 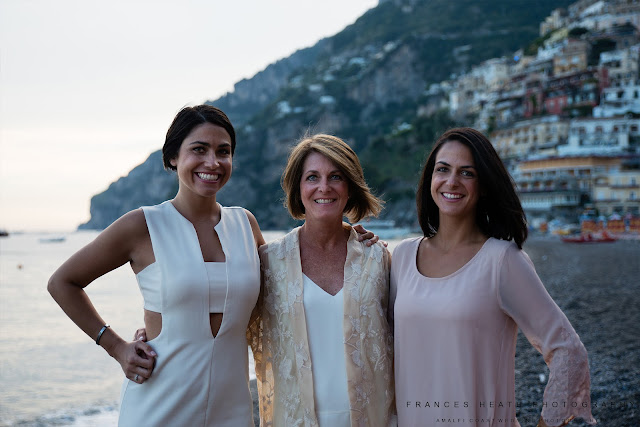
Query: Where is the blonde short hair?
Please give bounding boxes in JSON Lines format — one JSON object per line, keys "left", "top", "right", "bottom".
{"left": 281, "top": 134, "right": 383, "bottom": 223}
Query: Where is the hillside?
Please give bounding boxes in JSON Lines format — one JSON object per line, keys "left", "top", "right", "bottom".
{"left": 80, "top": 0, "right": 573, "bottom": 230}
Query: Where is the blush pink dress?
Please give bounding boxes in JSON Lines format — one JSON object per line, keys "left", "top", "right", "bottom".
{"left": 390, "top": 237, "right": 595, "bottom": 427}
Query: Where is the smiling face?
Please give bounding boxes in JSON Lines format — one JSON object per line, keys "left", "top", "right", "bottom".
{"left": 430, "top": 140, "right": 481, "bottom": 220}
{"left": 170, "top": 122, "right": 232, "bottom": 199}
{"left": 300, "top": 151, "right": 350, "bottom": 223}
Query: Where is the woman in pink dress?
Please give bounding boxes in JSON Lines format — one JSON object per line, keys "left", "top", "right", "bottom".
{"left": 391, "top": 128, "right": 595, "bottom": 427}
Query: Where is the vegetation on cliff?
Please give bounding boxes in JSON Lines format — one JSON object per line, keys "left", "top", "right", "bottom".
{"left": 80, "top": 0, "right": 573, "bottom": 230}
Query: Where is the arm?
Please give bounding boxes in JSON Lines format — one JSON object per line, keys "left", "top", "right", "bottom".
{"left": 47, "top": 209, "right": 157, "bottom": 383}
{"left": 244, "top": 209, "right": 266, "bottom": 248}
{"left": 244, "top": 209, "right": 266, "bottom": 344}
{"left": 497, "top": 245, "right": 595, "bottom": 426}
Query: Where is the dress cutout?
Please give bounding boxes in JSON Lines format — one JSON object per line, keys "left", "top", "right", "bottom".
{"left": 391, "top": 237, "right": 594, "bottom": 427}
{"left": 118, "top": 201, "right": 260, "bottom": 427}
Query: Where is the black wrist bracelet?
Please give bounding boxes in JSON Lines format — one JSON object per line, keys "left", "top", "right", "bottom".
{"left": 95, "top": 324, "right": 110, "bottom": 345}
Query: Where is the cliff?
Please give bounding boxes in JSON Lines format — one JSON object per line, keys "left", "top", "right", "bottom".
{"left": 80, "top": 0, "right": 573, "bottom": 230}
{"left": 78, "top": 151, "right": 177, "bottom": 229}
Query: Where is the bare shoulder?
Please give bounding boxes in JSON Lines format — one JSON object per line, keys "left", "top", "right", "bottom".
{"left": 243, "top": 208, "right": 259, "bottom": 225}
{"left": 113, "top": 208, "right": 147, "bottom": 229}
{"left": 50, "top": 209, "right": 152, "bottom": 287}
{"left": 103, "top": 209, "right": 149, "bottom": 243}
{"left": 243, "top": 209, "right": 266, "bottom": 247}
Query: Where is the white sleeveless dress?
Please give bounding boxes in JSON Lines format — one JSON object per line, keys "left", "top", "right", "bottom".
{"left": 118, "top": 201, "right": 260, "bottom": 427}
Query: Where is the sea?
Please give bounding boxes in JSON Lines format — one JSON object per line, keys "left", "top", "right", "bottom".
{"left": 0, "top": 231, "right": 409, "bottom": 426}
{"left": 0, "top": 231, "right": 253, "bottom": 426}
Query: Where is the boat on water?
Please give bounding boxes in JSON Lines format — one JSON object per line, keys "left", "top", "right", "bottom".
{"left": 38, "top": 236, "right": 66, "bottom": 243}
{"left": 0, "top": 229, "right": 8, "bottom": 237}
{"left": 561, "top": 232, "right": 617, "bottom": 243}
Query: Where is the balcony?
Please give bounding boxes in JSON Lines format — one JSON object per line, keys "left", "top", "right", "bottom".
{"left": 609, "top": 184, "right": 640, "bottom": 189}
{"left": 594, "top": 198, "right": 622, "bottom": 203}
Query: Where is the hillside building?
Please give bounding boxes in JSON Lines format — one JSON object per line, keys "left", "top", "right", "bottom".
{"left": 553, "top": 39, "right": 591, "bottom": 75}
{"left": 593, "top": 166, "right": 640, "bottom": 214}
{"left": 449, "top": 57, "right": 510, "bottom": 120}
{"left": 514, "top": 154, "right": 627, "bottom": 220}
{"left": 594, "top": 83, "right": 640, "bottom": 116}
{"left": 544, "top": 68, "right": 604, "bottom": 116}
{"left": 491, "top": 116, "right": 569, "bottom": 160}
{"left": 568, "top": 0, "right": 605, "bottom": 19}
{"left": 541, "top": 8, "right": 569, "bottom": 36}
{"left": 559, "top": 116, "right": 640, "bottom": 155}
{"left": 600, "top": 44, "right": 640, "bottom": 87}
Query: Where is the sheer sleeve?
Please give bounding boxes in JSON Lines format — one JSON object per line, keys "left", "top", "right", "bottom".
{"left": 497, "top": 244, "right": 595, "bottom": 426}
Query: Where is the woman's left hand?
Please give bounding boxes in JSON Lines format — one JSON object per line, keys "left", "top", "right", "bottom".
{"left": 134, "top": 328, "right": 147, "bottom": 342}
{"left": 353, "top": 224, "right": 387, "bottom": 247}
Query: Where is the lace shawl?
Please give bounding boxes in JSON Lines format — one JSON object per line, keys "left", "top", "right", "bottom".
{"left": 247, "top": 227, "right": 395, "bottom": 427}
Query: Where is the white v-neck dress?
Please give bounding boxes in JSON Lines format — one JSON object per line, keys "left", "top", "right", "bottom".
{"left": 303, "top": 274, "right": 351, "bottom": 427}
{"left": 118, "top": 201, "right": 260, "bottom": 427}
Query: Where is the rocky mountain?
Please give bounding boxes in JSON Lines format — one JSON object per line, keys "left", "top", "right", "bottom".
{"left": 79, "top": 151, "right": 178, "bottom": 229}
{"left": 80, "top": 0, "right": 573, "bottom": 230}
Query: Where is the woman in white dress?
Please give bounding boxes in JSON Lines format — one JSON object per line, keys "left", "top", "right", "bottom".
{"left": 49, "top": 106, "right": 378, "bottom": 426}
{"left": 248, "top": 134, "right": 396, "bottom": 426}
{"left": 391, "top": 128, "right": 595, "bottom": 427}
{"left": 48, "top": 105, "right": 265, "bottom": 426}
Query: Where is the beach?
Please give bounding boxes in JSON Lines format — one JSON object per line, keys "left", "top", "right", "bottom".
{"left": 0, "top": 232, "right": 638, "bottom": 426}
{"left": 512, "top": 236, "right": 640, "bottom": 426}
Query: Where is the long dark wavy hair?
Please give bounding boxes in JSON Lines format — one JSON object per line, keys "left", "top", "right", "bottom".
{"left": 416, "top": 127, "right": 528, "bottom": 249}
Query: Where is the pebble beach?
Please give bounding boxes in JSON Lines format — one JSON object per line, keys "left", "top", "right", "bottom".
{"left": 1, "top": 233, "right": 637, "bottom": 426}
{"left": 247, "top": 236, "right": 639, "bottom": 426}
{"left": 512, "top": 236, "right": 639, "bottom": 426}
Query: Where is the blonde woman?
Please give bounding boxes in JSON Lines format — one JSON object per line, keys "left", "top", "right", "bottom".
{"left": 249, "top": 134, "right": 395, "bottom": 426}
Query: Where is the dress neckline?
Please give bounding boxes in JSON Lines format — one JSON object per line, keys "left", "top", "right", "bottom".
{"left": 167, "top": 200, "right": 224, "bottom": 230}
{"left": 303, "top": 273, "right": 344, "bottom": 298}
{"left": 412, "top": 237, "right": 493, "bottom": 281}
{"left": 166, "top": 200, "right": 227, "bottom": 263}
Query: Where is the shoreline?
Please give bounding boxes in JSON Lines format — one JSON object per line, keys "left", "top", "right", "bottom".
{"left": 2, "top": 235, "right": 637, "bottom": 426}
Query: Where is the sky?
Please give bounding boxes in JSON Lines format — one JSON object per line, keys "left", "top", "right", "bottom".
{"left": 0, "top": 0, "right": 378, "bottom": 232}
